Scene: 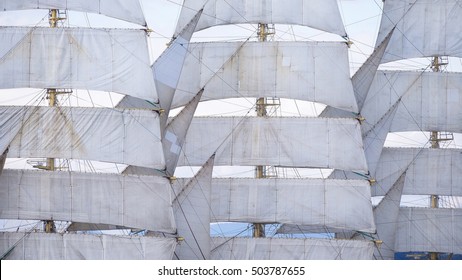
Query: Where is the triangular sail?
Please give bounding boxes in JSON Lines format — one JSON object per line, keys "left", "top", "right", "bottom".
{"left": 174, "top": 154, "right": 215, "bottom": 260}
{"left": 374, "top": 173, "right": 406, "bottom": 260}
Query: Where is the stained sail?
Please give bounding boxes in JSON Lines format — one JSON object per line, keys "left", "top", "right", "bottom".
{"left": 0, "top": 27, "right": 156, "bottom": 102}
{"left": 376, "top": 0, "right": 462, "bottom": 63}
{"left": 178, "top": 117, "right": 368, "bottom": 172}
{"left": 211, "top": 237, "right": 374, "bottom": 260}
{"left": 1, "top": 106, "right": 165, "bottom": 169}
{"left": 175, "top": 0, "right": 347, "bottom": 37}
{"left": 0, "top": 232, "right": 176, "bottom": 260}
{"left": 0, "top": 170, "right": 175, "bottom": 233}
{"left": 0, "top": 0, "right": 146, "bottom": 26}
{"left": 172, "top": 41, "right": 357, "bottom": 112}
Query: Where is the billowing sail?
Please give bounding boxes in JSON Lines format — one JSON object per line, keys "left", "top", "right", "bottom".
{"left": 210, "top": 178, "right": 375, "bottom": 233}
{"left": 0, "top": 0, "right": 146, "bottom": 26}
{"left": 0, "top": 27, "right": 156, "bottom": 102}
{"left": 395, "top": 208, "right": 462, "bottom": 255}
{"left": 376, "top": 0, "right": 462, "bottom": 63}
{"left": 372, "top": 148, "right": 462, "bottom": 197}
{"left": 211, "top": 237, "right": 374, "bottom": 260}
{"left": 172, "top": 41, "right": 357, "bottom": 112}
{"left": 361, "top": 71, "right": 462, "bottom": 134}
{"left": 1, "top": 106, "right": 165, "bottom": 169}
{"left": 178, "top": 117, "right": 368, "bottom": 172}
{"left": 0, "top": 232, "right": 176, "bottom": 260}
{"left": 175, "top": 0, "right": 347, "bottom": 37}
{"left": 0, "top": 170, "right": 175, "bottom": 233}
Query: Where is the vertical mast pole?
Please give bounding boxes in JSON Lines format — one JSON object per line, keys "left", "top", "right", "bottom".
{"left": 253, "top": 23, "right": 270, "bottom": 238}
{"left": 44, "top": 9, "right": 60, "bottom": 234}
{"left": 428, "top": 56, "right": 443, "bottom": 260}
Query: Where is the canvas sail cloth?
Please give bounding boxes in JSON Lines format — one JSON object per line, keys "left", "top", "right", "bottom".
{"left": 0, "top": 106, "right": 165, "bottom": 169}
{"left": 0, "top": 0, "right": 146, "bottom": 26}
{"left": 0, "top": 232, "right": 176, "bottom": 260}
{"left": 117, "top": 9, "right": 202, "bottom": 127}
{"left": 211, "top": 237, "right": 374, "bottom": 260}
{"left": 173, "top": 155, "right": 214, "bottom": 260}
{"left": 210, "top": 178, "right": 375, "bottom": 233}
{"left": 395, "top": 208, "right": 462, "bottom": 255}
{"left": 376, "top": 0, "right": 462, "bottom": 63}
{"left": 172, "top": 41, "right": 358, "bottom": 112}
{"left": 361, "top": 71, "right": 462, "bottom": 134}
{"left": 177, "top": 117, "right": 368, "bottom": 172}
{"left": 0, "top": 170, "right": 176, "bottom": 233}
{"left": 0, "top": 27, "right": 157, "bottom": 102}
{"left": 371, "top": 148, "right": 462, "bottom": 197}
{"left": 175, "top": 0, "right": 347, "bottom": 37}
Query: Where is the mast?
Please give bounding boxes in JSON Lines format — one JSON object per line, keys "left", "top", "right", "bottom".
{"left": 253, "top": 23, "right": 276, "bottom": 238}
{"left": 428, "top": 56, "right": 450, "bottom": 260}
{"left": 43, "top": 9, "right": 61, "bottom": 234}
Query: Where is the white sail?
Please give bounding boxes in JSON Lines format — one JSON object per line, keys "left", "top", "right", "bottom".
{"left": 0, "top": 0, "right": 146, "bottom": 26}
{"left": 174, "top": 154, "right": 214, "bottom": 260}
{"left": 374, "top": 173, "right": 405, "bottom": 260}
{"left": 0, "top": 27, "right": 156, "bottom": 102}
{"left": 175, "top": 0, "right": 347, "bottom": 37}
{"left": 376, "top": 0, "right": 462, "bottom": 63}
{"left": 172, "top": 41, "right": 357, "bottom": 112}
{"left": 395, "top": 208, "right": 462, "bottom": 255}
{"left": 211, "top": 237, "right": 374, "bottom": 260}
{"left": 361, "top": 71, "right": 462, "bottom": 134}
{"left": 210, "top": 178, "right": 375, "bottom": 233}
{"left": 0, "top": 232, "right": 176, "bottom": 260}
{"left": 372, "top": 148, "right": 462, "bottom": 197}
{"left": 163, "top": 90, "right": 203, "bottom": 177}
{"left": 0, "top": 170, "right": 175, "bottom": 233}
{"left": 2, "top": 106, "right": 165, "bottom": 168}
{"left": 177, "top": 117, "right": 368, "bottom": 172}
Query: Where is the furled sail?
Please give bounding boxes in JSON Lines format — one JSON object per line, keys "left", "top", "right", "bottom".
{"left": 1, "top": 106, "right": 165, "bottom": 169}
{"left": 172, "top": 41, "right": 357, "bottom": 112}
{"left": 395, "top": 208, "right": 462, "bottom": 255}
{"left": 376, "top": 0, "right": 462, "bottom": 63}
{"left": 175, "top": 0, "right": 347, "bottom": 37}
{"left": 177, "top": 117, "right": 367, "bottom": 172}
{"left": 0, "top": 170, "right": 175, "bottom": 233}
{"left": 209, "top": 178, "right": 375, "bottom": 233}
{"left": 0, "top": 27, "right": 156, "bottom": 102}
{"left": 0, "top": 0, "right": 146, "bottom": 26}
{"left": 0, "top": 232, "right": 176, "bottom": 260}
{"left": 211, "top": 237, "right": 374, "bottom": 260}
{"left": 173, "top": 154, "right": 215, "bottom": 260}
